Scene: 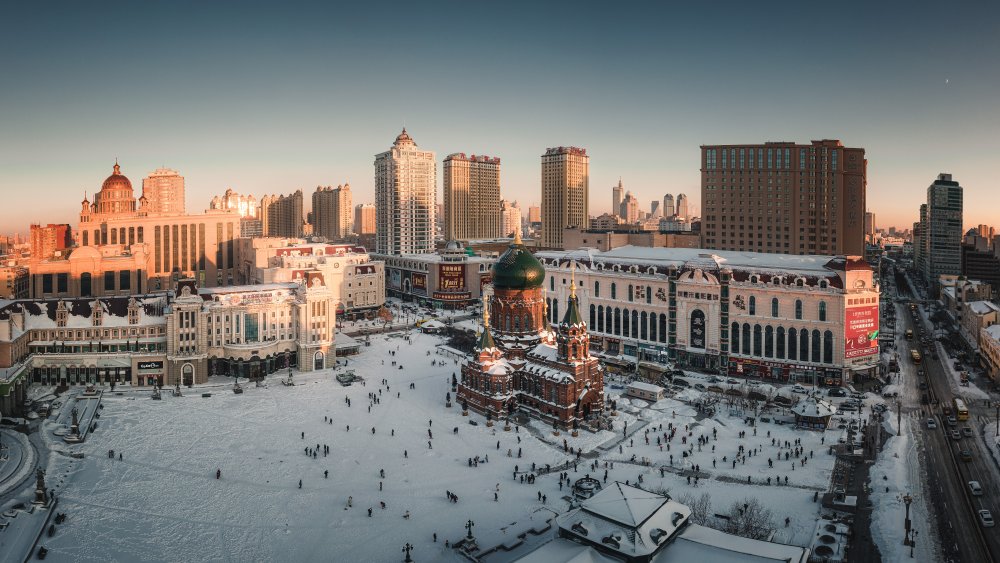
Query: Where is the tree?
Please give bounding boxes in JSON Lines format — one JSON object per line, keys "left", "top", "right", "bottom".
{"left": 722, "top": 497, "right": 774, "bottom": 541}
{"left": 677, "top": 492, "right": 713, "bottom": 526}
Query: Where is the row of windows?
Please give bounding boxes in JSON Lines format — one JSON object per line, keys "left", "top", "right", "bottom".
{"left": 746, "top": 296, "right": 827, "bottom": 321}
{"left": 731, "top": 323, "right": 835, "bottom": 364}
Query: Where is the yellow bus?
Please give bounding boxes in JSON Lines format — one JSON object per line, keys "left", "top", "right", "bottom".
{"left": 954, "top": 398, "right": 969, "bottom": 421}
{"left": 910, "top": 350, "right": 922, "bottom": 364}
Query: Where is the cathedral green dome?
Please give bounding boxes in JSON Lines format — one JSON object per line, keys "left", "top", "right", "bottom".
{"left": 492, "top": 233, "right": 545, "bottom": 290}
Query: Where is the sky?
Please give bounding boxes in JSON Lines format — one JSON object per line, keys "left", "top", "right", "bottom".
{"left": 1, "top": 1, "right": 998, "bottom": 236}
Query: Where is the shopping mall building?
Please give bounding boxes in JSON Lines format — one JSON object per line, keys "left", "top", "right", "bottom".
{"left": 536, "top": 247, "right": 880, "bottom": 386}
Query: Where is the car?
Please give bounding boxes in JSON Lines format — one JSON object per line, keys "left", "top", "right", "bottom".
{"left": 726, "top": 378, "right": 739, "bottom": 385}
{"left": 706, "top": 376, "right": 721, "bottom": 384}
{"left": 918, "top": 382, "right": 928, "bottom": 390}
{"left": 828, "top": 388, "right": 847, "bottom": 397}
{"left": 979, "top": 509, "right": 995, "bottom": 527}
{"left": 951, "top": 430, "right": 962, "bottom": 440}
{"left": 791, "top": 384, "right": 808, "bottom": 394}
{"left": 960, "top": 450, "right": 973, "bottom": 461}
{"left": 850, "top": 392, "right": 865, "bottom": 400}
{"left": 873, "top": 403, "right": 888, "bottom": 413}
{"left": 839, "top": 404, "right": 858, "bottom": 412}
{"left": 962, "top": 427, "right": 974, "bottom": 437}
{"left": 926, "top": 418, "right": 938, "bottom": 429}
{"left": 946, "top": 416, "right": 957, "bottom": 426}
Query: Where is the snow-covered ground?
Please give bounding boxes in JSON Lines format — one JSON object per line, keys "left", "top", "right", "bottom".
{"left": 29, "top": 329, "right": 852, "bottom": 561}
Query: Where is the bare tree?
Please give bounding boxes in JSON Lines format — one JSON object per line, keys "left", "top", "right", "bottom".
{"left": 722, "top": 497, "right": 774, "bottom": 541}
{"left": 677, "top": 492, "right": 713, "bottom": 526}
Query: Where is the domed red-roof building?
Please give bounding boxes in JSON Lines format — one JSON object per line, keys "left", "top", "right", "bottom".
{"left": 92, "top": 162, "right": 137, "bottom": 216}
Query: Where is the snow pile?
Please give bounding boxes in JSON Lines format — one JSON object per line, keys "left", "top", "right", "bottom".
{"left": 935, "top": 341, "right": 988, "bottom": 400}
{"left": 869, "top": 417, "right": 940, "bottom": 562}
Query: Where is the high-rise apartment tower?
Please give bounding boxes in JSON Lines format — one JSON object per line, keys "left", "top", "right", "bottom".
{"left": 541, "top": 146, "right": 589, "bottom": 249}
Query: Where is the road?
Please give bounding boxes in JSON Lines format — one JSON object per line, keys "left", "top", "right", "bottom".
{"left": 895, "top": 272, "right": 998, "bottom": 562}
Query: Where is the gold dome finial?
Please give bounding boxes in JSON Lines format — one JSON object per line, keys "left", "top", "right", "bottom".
{"left": 570, "top": 261, "right": 577, "bottom": 299}
{"left": 513, "top": 228, "right": 522, "bottom": 245}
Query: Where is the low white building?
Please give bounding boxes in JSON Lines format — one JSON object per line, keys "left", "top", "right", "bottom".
{"left": 537, "top": 246, "right": 881, "bottom": 387}
{"left": 980, "top": 325, "right": 1000, "bottom": 382}
{"left": 626, "top": 381, "right": 665, "bottom": 401}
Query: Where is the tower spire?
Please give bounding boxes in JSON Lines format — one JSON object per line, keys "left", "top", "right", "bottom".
{"left": 513, "top": 227, "right": 523, "bottom": 245}
{"left": 569, "top": 261, "right": 576, "bottom": 299}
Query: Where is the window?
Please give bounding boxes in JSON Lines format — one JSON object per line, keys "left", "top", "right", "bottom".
{"left": 623, "top": 308, "right": 630, "bottom": 337}
{"left": 795, "top": 300, "right": 803, "bottom": 320}
{"left": 742, "top": 323, "right": 751, "bottom": 355}
{"left": 753, "top": 324, "right": 762, "bottom": 356}
{"left": 594, "top": 281, "right": 600, "bottom": 297}
{"left": 119, "top": 270, "right": 131, "bottom": 291}
{"left": 823, "top": 330, "right": 833, "bottom": 364}
{"left": 550, "top": 276, "right": 555, "bottom": 291}
{"left": 765, "top": 326, "right": 773, "bottom": 357}
{"left": 104, "top": 271, "right": 116, "bottom": 291}
{"left": 819, "top": 301, "right": 827, "bottom": 322}
{"left": 811, "top": 330, "right": 821, "bottom": 363}
{"left": 731, "top": 322, "right": 740, "bottom": 353}
{"left": 771, "top": 298, "right": 778, "bottom": 317}
{"left": 611, "top": 283, "right": 617, "bottom": 299}
{"left": 749, "top": 296, "right": 756, "bottom": 315}
{"left": 57, "top": 273, "right": 68, "bottom": 293}
{"left": 646, "top": 286, "right": 652, "bottom": 304}
{"left": 628, "top": 285, "right": 633, "bottom": 302}
{"left": 81, "top": 273, "right": 92, "bottom": 297}
{"left": 776, "top": 327, "right": 785, "bottom": 358}
{"left": 788, "top": 328, "right": 797, "bottom": 360}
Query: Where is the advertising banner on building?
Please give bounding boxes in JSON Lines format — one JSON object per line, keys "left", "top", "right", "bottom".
{"left": 845, "top": 306, "right": 879, "bottom": 358}
{"left": 439, "top": 264, "right": 466, "bottom": 291}
{"left": 411, "top": 273, "right": 427, "bottom": 296}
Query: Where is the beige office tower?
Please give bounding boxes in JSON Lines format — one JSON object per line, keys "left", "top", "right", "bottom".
{"left": 528, "top": 206, "right": 541, "bottom": 224}
{"left": 312, "top": 183, "right": 353, "bottom": 240}
{"left": 260, "top": 190, "right": 304, "bottom": 238}
{"left": 354, "top": 203, "right": 376, "bottom": 235}
{"left": 443, "top": 153, "right": 501, "bottom": 241}
{"left": 375, "top": 129, "right": 436, "bottom": 255}
{"left": 141, "top": 168, "right": 186, "bottom": 214}
{"left": 500, "top": 199, "right": 522, "bottom": 238}
{"left": 541, "top": 146, "right": 589, "bottom": 249}
{"left": 675, "top": 193, "right": 689, "bottom": 220}
{"left": 700, "top": 140, "right": 867, "bottom": 255}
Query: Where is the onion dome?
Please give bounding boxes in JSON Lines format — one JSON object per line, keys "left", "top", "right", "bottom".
{"left": 94, "top": 161, "right": 136, "bottom": 215}
{"left": 102, "top": 162, "right": 133, "bottom": 192}
{"left": 393, "top": 127, "right": 416, "bottom": 147}
{"left": 492, "top": 230, "right": 545, "bottom": 290}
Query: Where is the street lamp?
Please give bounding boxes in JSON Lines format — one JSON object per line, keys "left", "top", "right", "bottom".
{"left": 402, "top": 543, "right": 414, "bottom": 562}
{"left": 902, "top": 493, "right": 913, "bottom": 547}
{"left": 910, "top": 529, "right": 918, "bottom": 558}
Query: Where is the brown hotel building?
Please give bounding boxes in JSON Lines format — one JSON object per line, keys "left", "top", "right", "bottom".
{"left": 700, "top": 140, "right": 866, "bottom": 256}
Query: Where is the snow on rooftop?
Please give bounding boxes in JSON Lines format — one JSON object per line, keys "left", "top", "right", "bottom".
{"left": 199, "top": 282, "right": 299, "bottom": 295}
{"left": 627, "top": 382, "right": 664, "bottom": 393}
{"left": 538, "top": 246, "right": 838, "bottom": 274}
{"left": 985, "top": 324, "right": 1000, "bottom": 341}
{"left": 791, "top": 396, "right": 837, "bottom": 418}
{"left": 657, "top": 523, "right": 809, "bottom": 563}
{"left": 967, "top": 300, "right": 1000, "bottom": 315}
{"left": 579, "top": 481, "right": 673, "bottom": 529}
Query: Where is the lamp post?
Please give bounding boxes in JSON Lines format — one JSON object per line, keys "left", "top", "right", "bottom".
{"left": 465, "top": 519, "right": 475, "bottom": 539}
{"left": 910, "top": 529, "right": 918, "bottom": 558}
{"left": 402, "top": 543, "right": 413, "bottom": 562}
{"left": 902, "top": 493, "right": 913, "bottom": 547}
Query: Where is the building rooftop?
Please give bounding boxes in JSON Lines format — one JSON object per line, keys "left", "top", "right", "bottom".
{"left": 538, "top": 246, "right": 843, "bottom": 276}
{"left": 967, "top": 300, "right": 1000, "bottom": 315}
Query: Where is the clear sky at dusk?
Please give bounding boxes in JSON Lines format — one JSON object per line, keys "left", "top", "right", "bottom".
{"left": 1, "top": 1, "right": 998, "bottom": 236}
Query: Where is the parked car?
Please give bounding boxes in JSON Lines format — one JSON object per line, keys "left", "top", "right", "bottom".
{"left": 926, "top": 418, "right": 937, "bottom": 429}
{"left": 850, "top": 392, "right": 865, "bottom": 400}
{"left": 979, "top": 509, "right": 995, "bottom": 527}
{"left": 828, "top": 388, "right": 847, "bottom": 397}
{"left": 962, "top": 427, "right": 974, "bottom": 437}
{"left": 726, "top": 378, "right": 739, "bottom": 385}
{"left": 791, "top": 384, "right": 808, "bottom": 394}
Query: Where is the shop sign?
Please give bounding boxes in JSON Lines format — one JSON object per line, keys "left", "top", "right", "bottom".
{"left": 138, "top": 361, "right": 163, "bottom": 370}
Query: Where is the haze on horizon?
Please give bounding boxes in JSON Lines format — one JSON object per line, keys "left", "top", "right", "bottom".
{"left": 1, "top": 1, "right": 998, "bottom": 236}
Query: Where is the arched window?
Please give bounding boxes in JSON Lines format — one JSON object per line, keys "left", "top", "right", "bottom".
{"left": 597, "top": 305, "right": 605, "bottom": 332}
{"left": 649, "top": 313, "right": 657, "bottom": 342}
{"left": 788, "top": 328, "right": 797, "bottom": 360}
{"left": 631, "top": 310, "right": 639, "bottom": 339}
{"left": 742, "top": 323, "right": 751, "bottom": 355}
{"left": 607, "top": 307, "right": 614, "bottom": 333}
{"left": 765, "top": 326, "right": 773, "bottom": 358}
{"left": 690, "top": 310, "right": 706, "bottom": 349}
{"left": 640, "top": 311, "right": 648, "bottom": 340}
{"left": 731, "top": 322, "right": 740, "bottom": 354}
{"left": 819, "top": 301, "right": 827, "bottom": 322}
{"left": 749, "top": 296, "right": 756, "bottom": 315}
{"left": 628, "top": 285, "right": 634, "bottom": 302}
{"left": 505, "top": 315, "right": 511, "bottom": 331}
{"left": 795, "top": 300, "right": 803, "bottom": 320}
{"left": 594, "top": 281, "right": 600, "bottom": 297}
{"left": 552, "top": 300, "right": 559, "bottom": 324}
{"left": 623, "top": 308, "right": 630, "bottom": 337}
{"left": 823, "top": 330, "right": 834, "bottom": 364}
{"left": 800, "top": 329, "right": 809, "bottom": 362}
{"left": 776, "top": 327, "right": 785, "bottom": 358}
{"left": 659, "top": 314, "right": 667, "bottom": 343}
{"left": 589, "top": 305, "right": 596, "bottom": 330}
{"left": 524, "top": 313, "right": 531, "bottom": 330}
{"left": 646, "top": 286, "right": 652, "bottom": 304}
{"left": 611, "top": 283, "right": 617, "bottom": 299}
{"left": 771, "top": 298, "right": 779, "bottom": 317}
{"left": 753, "top": 324, "right": 762, "bottom": 356}
{"left": 314, "top": 351, "right": 324, "bottom": 371}
{"left": 513, "top": 315, "right": 520, "bottom": 331}
{"left": 811, "top": 330, "right": 821, "bottom": 363}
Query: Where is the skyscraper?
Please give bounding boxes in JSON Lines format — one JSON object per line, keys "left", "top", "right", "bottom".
{"left": 612, "top": 179, "right": 623, "bottom": 219}
{"left": 500, "top": 199, "right": 522, "bottom": 238}
{"left": 541, "top": 146, "right": 589, "bottom": 249}
{"left": 528, "top": 206, "right": 541, "bottom": 224}
{"left": 700, "top": 140, "right": 867, "bottom": 255}
{"left": 663, "top": 194, "right": 674, "bottom": 218}
{"left": 864, "top": 211, "right": 876, "bottom": 242}
{"left": 650, "top": 200, "right": 661, "bottom": 219}
{"left": 312, "top": 183, "right": 353, "bottom": 240}
{"left": 141, "top": 168, "right": 186, "bottom": 214}
{"left": 375, "top": 129, "right": 436, "bottom": 255}
{"left": 354, "top": 203, "right": 376, "bottom": 235}
{"left": 619, "top": 191, "right": 639, "bottom": 223}
{"left": 443, "top": 153, "right": 501, "bottom": 241}
{"left": 675, "top": 193, "right": 689, "bottom": 220}
{"left": 260, "top": 190, "right": 304, "bottom": 238}
{"left": 920, "top": 173, "right": 963, "bottom": 285}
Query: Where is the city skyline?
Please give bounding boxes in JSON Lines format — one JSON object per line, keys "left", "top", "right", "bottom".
{"left": 2, "top": 2, "right": 999, "bottom": 236}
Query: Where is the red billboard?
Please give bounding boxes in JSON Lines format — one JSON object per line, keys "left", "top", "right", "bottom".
{"left": 845, "top": 306, "right": 879, "bottom": 358}
{"left": 438, "top": 264, "right": 466, "bottom": 291}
